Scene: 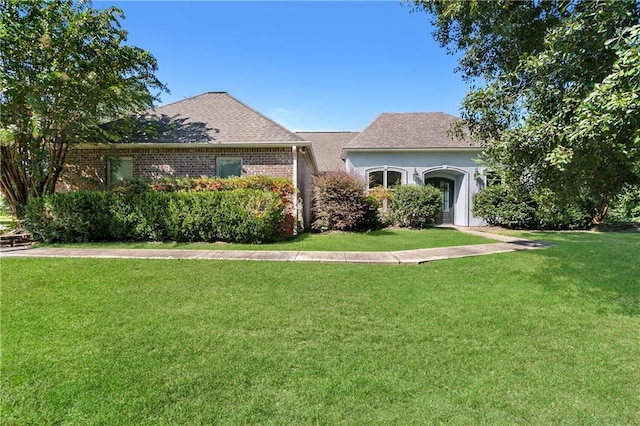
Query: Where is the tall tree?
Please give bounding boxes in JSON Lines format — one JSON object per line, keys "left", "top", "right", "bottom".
{"left": 0, "top": 0, "right": 166, "bottom": 217}
{"left": 411, "top": 0, "right": 640, "bottom": 223}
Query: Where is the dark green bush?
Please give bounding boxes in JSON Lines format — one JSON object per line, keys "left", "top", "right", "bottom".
{"left": 312, "top": 172, "right": 380, "bottom": 232}
{"left": 25, "top": 189, "right": 288, "bottom": 243}
{"left": 472, "top": 184, "right": 592, "bottom": 229}
{"left": 472, "top": 185, "right": 537, "bottom": 228}
{"left": 387, "top": 185, "right": 442, "bottom": 228}
{"left": 533, "top": 189, "right": 593, "bottom": 230}
{"left": 608, "top": 184, "right": 640, "bottom": 222}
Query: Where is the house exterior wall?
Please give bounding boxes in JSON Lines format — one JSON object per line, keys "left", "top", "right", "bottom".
{"left": 61, "top": 146, "right": 294, "bottom": 191}
{"left": 61, "top": 145, "right": 316, "bottom": 230}
{"left": 344, "top": 150, "right": 486, "bottom": 226}
{"left": 296, "top": 148, "right": 315, "bottom": 230}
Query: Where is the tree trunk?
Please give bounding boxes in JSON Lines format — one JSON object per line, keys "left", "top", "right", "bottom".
{"left": 593, "top": 200, "right": 609, "bottom": 225}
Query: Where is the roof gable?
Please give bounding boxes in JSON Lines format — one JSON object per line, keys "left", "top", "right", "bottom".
{"left": 344, "top": 112, "right": 473, "bottom": 149}
{"left": 137, "top": 92, "right": 305, "bottom": 144}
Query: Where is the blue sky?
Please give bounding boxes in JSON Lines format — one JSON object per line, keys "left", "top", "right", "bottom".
{"left": 103, "top": 1, "right": 467, "bottom": 131}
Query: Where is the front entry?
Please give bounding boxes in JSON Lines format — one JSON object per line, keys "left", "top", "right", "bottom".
{"left": 425, "top": 177, "right": 455, "bottom": 224}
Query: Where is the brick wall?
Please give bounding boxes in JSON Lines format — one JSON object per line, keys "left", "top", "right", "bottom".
{"left": 61, "top": 145, "right": 318, "bottom": 230}
{"left": 62, "top": 146, "right": 294, "bottom": 190}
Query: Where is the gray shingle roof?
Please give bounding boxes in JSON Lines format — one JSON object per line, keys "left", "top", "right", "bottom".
{"left": 344, "top": 112, "right": 473, "bottom": 149}
{"left": 137, "top": 92, "right": 305, "bottom": 144}
{"left": 296, "top": 132, "right": 357, "bottom": 172}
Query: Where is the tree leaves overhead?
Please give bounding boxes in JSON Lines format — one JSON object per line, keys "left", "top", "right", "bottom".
{"left": 0, "top": 0, "right": 167, "bottom": 217}
{"left": 411, "top": 0, "right": 640, "bottom": 223}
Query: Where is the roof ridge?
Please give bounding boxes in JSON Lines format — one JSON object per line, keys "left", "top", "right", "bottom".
{"left": 296, "top": 131, "right": 359, "bottom": 134}
{"left": 148, "top": 92, "right": 227, "bottom": 112}
{"left": 379, "top": 111, "right": 460, "bottom": 117}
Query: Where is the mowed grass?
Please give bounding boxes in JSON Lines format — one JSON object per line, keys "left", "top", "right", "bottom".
{"left": 38, "top": 227, "right": 496, "bottom": 251}
{"left": 2, "top": 232, "right": 639, "bottom": 424}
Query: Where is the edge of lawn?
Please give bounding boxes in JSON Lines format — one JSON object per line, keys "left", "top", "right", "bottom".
{"left": 34, "top": 227, "right": 507, "bottom": 252}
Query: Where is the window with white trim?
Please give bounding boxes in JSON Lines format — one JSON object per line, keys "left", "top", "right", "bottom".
{"left": 367, "top": 169, "right": 402, "bottom": 189}
{"left": 217, "top": 157, "right": 242, "bottom": 178}
{"left": 107, "top": 157, "right": 133, "bottom": 185}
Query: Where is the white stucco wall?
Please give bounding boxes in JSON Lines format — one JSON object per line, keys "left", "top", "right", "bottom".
{"left": 344, "top": 149, "right": 487, "bottom": 226}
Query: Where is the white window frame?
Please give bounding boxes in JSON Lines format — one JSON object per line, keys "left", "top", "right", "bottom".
{"left": 216, "top": 157, "right": 243, "bottom": 178}
{"left": 366, "top": 167, "right": 404, "bottom": 189}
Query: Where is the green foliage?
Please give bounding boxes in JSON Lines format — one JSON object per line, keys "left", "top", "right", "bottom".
{"left": 311, "top": 172, "right": 380, "bottom": 232}
{"left": 608, "top": 184, "right": 640, "bottom": 222}
{"left": 113, "top": 175, "right": 295, "bottom": 206}
{"left": 0, "top": 0, "right": 166, "bottom": 217}
{"left": 472, "top": 185, "right": 537, "bottom": 228}
{"left": 472, "top": 184, "right": 592, "bottom": 229}
{"left": 388, "top": 185, "right": 442, "bottom": 228}
{"left": 24, "top": 190, "right": 289, "bottom": 244}
{"left": 413, "top": 0, "right": 640, "bottom": 223}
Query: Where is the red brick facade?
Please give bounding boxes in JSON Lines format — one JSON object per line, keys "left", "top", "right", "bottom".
{"left": 61, "top": 145, "right": 316, "bottom": 229}
{"left": 61, "top": 146, "right": 294, "bottom": 191}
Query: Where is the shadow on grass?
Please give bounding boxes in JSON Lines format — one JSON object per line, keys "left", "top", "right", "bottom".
{"left": 531, "top": 232, "right": 640, "bottom": 316}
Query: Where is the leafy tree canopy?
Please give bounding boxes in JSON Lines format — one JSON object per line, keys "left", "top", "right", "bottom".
{"left": 0, "top": 0, "right": 167, "bottom": 217}
{"left": 411, "top": 0, "right": 640, "bottom": 223}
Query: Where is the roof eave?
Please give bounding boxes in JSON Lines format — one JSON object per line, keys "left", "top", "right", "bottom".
{"left": 74, "top": 141, "right": 314, "bottom": 149}
{"left": 343, "top": 146, "right": 483, "bottom": 152}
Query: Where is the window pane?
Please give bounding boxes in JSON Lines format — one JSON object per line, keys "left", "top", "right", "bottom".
{"left": 387, "top": 171, "right": 402, "bottom": 188}
{"left": 217, "top": 157, "right": 242, "bottom": 178}
{"left": 441, "top": 181, "right": 450, "bottom": 212}
{"left": 109, "top": 158, "right": 133, "bottom": 185}
{"left": 368, "top": 171, "right": 383, "bottom": 188}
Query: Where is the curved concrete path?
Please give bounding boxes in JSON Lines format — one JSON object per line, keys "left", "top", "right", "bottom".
{"left": 0, "top": 228, "right": 551, "bottom": 265}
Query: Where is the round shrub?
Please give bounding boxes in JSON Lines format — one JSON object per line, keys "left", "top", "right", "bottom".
{"left": 312, "top": 172, "right": 380, "bottom": 232}
{"left": 387, "top": 185, "right": 442, "bottom": 228}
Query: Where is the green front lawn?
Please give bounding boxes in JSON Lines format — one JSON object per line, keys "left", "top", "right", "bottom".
{"left": 2, "top": 232, "right": 639, "bottom": 424}
{"left": 39, "top": 227, "right": 497, "bottom": 251}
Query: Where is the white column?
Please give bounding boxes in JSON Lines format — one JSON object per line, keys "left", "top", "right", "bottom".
{"left": 292, "top": 146, "right": 298, "bottom": 235}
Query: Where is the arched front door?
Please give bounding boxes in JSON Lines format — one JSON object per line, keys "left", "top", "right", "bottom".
{"left": 425, "top": 177, "right": 455, "bottom": 224}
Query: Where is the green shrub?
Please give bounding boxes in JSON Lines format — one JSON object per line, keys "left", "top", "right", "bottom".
{"left": 387, "top": 185, "right": 442, "bottom": 228}
{"left": 533, "top": 189, "right": 593, "bottom": 230}
{"left": 472, "top": 185, "right": 537, "bottom": 228}
{"left": 115, "top": 175, "right": 295, "bottom": 206}
{"left": 472, "top": 184, "right": 592, "bottom": 229}
{"left": 25, "top": 189, "right": 288, "bottom": 243}
{"left": 312, "top": 172, "right": 380, "bottom": 232}
{"left": 471, "top": 185, "right": 505, "bottom": 226}
{"left": 25, "top": 191, "right": 114, "bottom": 242}
{"left": 608, "top": 184, "right": 640, "bottom": 222}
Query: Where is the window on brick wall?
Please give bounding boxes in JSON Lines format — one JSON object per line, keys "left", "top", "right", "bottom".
{"left": 217, "top": 157, "right": 242, "bottom": 178}
{"left": 107, "top": 157, "right": 133, "bottom": 185}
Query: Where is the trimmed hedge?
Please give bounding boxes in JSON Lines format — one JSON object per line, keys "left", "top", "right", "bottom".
{"left": 115, "top": 175, "right": 295, "bottom": 202}
{"left": 25, "top": 189, "right": 291, "bottom": 243}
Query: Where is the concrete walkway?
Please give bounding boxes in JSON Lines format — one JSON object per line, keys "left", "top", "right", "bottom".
{"left": 0, "top": 228, "right": 551, "bottom": 265}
